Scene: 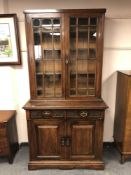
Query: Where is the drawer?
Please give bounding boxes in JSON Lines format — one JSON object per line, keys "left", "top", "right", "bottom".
{"left": 67, "top": 110, "right": 103, "bottom": 120}
{"left": 0, "top": 146, "right": 9, "bottom": 156}
{"left": 0, "top": 138, "right": 8, "bottom": 148}
{"left": 30, "top": 110, "right": 65, "bottom": 119}
{"left": 0, "top": 138, "right": 9, "bottom": 156}
{"left": 0, "top": 127, "right": 6, "bottom": 137}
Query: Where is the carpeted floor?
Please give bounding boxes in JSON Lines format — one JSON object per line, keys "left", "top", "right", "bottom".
{"left": 0, "top": 145, "right": 131, "bottom": 175}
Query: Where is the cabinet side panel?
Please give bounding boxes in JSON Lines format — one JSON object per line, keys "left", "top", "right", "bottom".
{"left": 7, "top": 116, "right": 18, "bottom": 145}
{"left": 114, "top": 73, "right": 128, "bottom": 150}
{"left": 123, "top": 78, "right": 131, "bottom": 152}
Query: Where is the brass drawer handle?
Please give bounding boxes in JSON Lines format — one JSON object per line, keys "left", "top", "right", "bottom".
{"left": 42, "top": 111, "right": 51, "bottom": 116}
{"left": 80, "top": 111, "right": 88, "bottom": 118}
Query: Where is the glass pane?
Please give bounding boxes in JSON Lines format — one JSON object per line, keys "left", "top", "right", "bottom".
{"left": 53, "top": 19, "right": 60, "bottom": 26}
{"left": 78, "top": 74, "right": 87, "bottom": 88}
{"left": 36, "top": 73, "right": 43, "bottom": 97}
{"left": 90, "top": 27, "right": 97, "bottom": 43}
{"left": 55, "top": 60, "right": 61, "bottom": 73}
{"left": 33, "top": 19, "right": 40, "bottom": 26}
{"left": 88, "top": 74, "right": 95, "bottom": 88}
{"left": 70, "top": 74, "right": 76, "bottom": 88}
{"left": 70, "top": 60, "right": 76, "bottom": 73}
{"left": 70, "top": 17, "right": 76, "bottom": 25}
{"left": 53, "top": 34, "right": 60, "bottom": 50}
{"left": 42, "top": 32, "right": 52, "bottom": 49}
{"left": 78, "top": 18, "right": 88, "bottom": 25}
{"left": 90, "top": 17, "right": 97, "bottom": 25}
{"left": 70, "top": 27, "right": 76, "bottom": 49}
{"left": 53, "top": 50, "right": 61, "bottom": 59}
{"left": 88, "top": 61, "right": 96, "bottom": 73}
{"left": 88, "top": 89, "right": 95, "bottom": 96}
{"left": 44, "top": 74, "right": 54, "bottom": 97}
{"left": 78, "top": 49, "right": 88, "bottom": 60}
{"left": 36, "top": 73, "right": 43, "bottom": 87}
{"left": 78, "top": 89, "right": 87, "bottom": 95}
{"left": 42, "top": 26, "right": 52, "bottom": 33}
{"left": 43, "top": 50, "right": 61, "bottom": 59}
{"left": 43, "top": 50, "right": 52, "bottom": 59}
{"left": 89, "top": 48, "right": 96, "bottom": 59}
{"left": 35, "top": 60, "right": 43, "bottom": 72}
{"left": 55, "top": 74, "right": 62, "bottom": 97}
{"left": 78, "top": 60, "right": 87, "bottom": 73}
{"left": 78, "top": 27, "right": 88, "bottom": 49}
{"left": 33, "top": 28, "right": 41, "bottom": 60}
{"left": 52, "top": 27, "right": 60, "bottom": 35}
{"left": 42, "top": 19, "right": 52, "bottom": 26}
{"left": 70, "top": 89, "right": 76, "bottom": 95}
{"left": 34, "top": 28, "right": 40, "bottom": 45}
{"left": 37, "top": 90, "right": 43, "bottom": 96}
{"left": 44, "top": 60, "right": 54, "bottom": 74}
{"left": 70, "top": 50, "right": 76, "bottom": 60}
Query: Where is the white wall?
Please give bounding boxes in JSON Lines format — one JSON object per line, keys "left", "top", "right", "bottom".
{"left": 103, "top": 19, "right": 131, "bottom": 141}
{"left": 0, "top": 0, "right": 131, "bottom": 143}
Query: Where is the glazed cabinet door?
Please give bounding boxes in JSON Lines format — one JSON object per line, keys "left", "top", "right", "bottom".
{"left": 65, "top": 13, "right": 104, "bottom": 98}
{"left": 66, "top": 119, "right": 102, "bottom": 160}
{"left": 29, "top": 119, "right": 65, "bottom": 160}
{"left": 25, "top": 13, "right": 65, "bottom": 99}
{"left": 25, "top": 11, "right": 105, "bottom": 100}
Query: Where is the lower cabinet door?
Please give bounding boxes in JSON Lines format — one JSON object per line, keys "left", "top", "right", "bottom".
{"left": 67, "top": 120, "right": 98, "bottom": 160}
{"left": 30, "top": 119, "right": 65, "bottom": 160}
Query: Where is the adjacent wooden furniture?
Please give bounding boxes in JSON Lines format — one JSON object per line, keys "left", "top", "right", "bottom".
{"left": 114, "top": 71, "right": 131, "bottom": 163}
{"left": 23, "top": 9, "right": 107, "bottom": 170}
{"left": 0, "top": 110, "right": 19, "bottom": 163}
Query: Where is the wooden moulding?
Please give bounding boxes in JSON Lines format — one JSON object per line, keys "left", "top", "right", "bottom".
{"left": 28, "top": 160, "right": 104, "bottom": 170}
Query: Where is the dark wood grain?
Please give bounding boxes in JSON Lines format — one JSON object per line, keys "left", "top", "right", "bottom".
{"left": 0, "top": 110, "right": 19, "bottom": 163}
{"left": 23, "top": 99, "right": 107, "bottom": 110}
{"left": 24, "top": 9, "right": 106, "bottom": 14}
{"left": 24, "top": 9, "right": 107, "bottom": 170}
{"left": 114, "top": 71, "right": 131, "bottom": 163}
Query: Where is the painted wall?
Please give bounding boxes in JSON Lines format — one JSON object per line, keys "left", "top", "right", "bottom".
{"left": 0, "top": 0, "right": 131, "bottom": 143}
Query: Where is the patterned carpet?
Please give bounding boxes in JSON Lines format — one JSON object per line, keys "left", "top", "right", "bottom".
{"left": 0, "top": 145, "right": 131, "bottom": 175}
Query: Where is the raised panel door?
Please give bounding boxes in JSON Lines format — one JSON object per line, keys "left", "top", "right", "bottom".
{"left": 31, "top": 119, "right": 65, "bottom": 160}
{"left": 67, "top": 119, "right": 96, "bottom": 160}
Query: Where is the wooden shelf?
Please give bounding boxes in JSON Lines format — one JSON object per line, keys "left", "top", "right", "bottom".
{"left": 70, "top": 25, "right": 97, "bottom": 27}
{"left": 70, "top": 72, "right": 95, "bottom": 75}
{"left": 36, "top": 72, "right": 61, "bottom": 75}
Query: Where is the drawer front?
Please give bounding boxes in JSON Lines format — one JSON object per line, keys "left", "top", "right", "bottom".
{"left": 67, "top": 110, "right": 103, "bottom": 120}
{"left": 0, "top": 138, "right": 9, "bottom": 156}
{"left": 0, "top": 147, "right": 9, "bottom": 156}
{"left": 30, "top": 110, "right": 65, "bottom": 119}
{"left": 0, "top": 127, "right": 6, "bottom": 137}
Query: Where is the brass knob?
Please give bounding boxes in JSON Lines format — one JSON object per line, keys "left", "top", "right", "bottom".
{"left": 65, "top": 59, "right": 69, "bottom": 64}
{"left": 80, "top": 111, "right": 88, "bottom": 117}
